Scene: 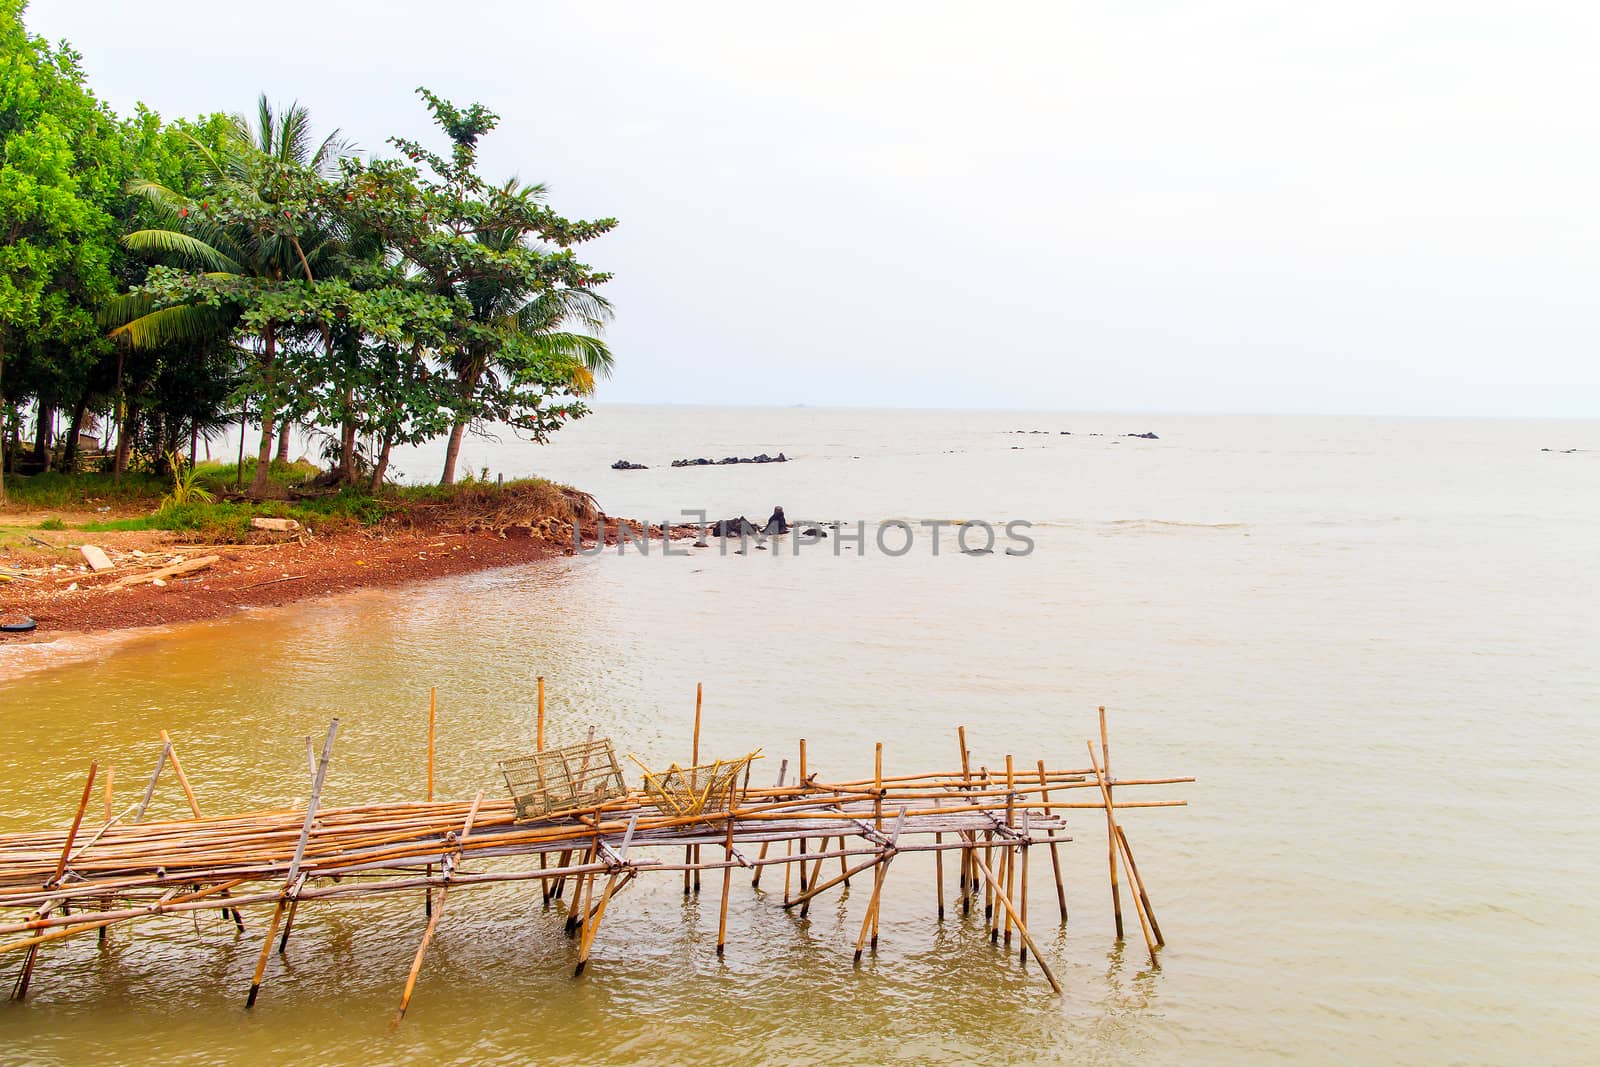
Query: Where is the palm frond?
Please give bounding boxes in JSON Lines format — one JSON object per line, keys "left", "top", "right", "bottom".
{"left": 532, "top": 331, "right": 614, "bottom": 378}
{"left": 108, "top": 304, "right": 231, "bottom": 349}
{"left": 122, "top": 229, "right": 244, "bottom": 273}
{"left": 125, "top": 179, "right": 188, "bottom": 210}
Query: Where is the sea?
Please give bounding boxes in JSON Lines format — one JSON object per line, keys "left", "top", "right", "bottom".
{"left": 1, "top": 405, "right": 1595, "bottom": 1065}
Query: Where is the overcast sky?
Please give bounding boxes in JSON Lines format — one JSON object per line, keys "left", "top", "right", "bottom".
{"left": 26, "top": 1, "right": 1600, "bottom": 416}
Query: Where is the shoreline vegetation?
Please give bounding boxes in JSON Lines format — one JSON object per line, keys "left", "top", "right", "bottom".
{"left": 0, "top": 458, "right": 689, "bottom": 643}
{"left": 1, "top": 0, "right": 636, "bottom": 647}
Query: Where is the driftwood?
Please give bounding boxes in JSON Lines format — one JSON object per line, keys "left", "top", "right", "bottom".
{"left": 114, "top": 555, "right": 220, "bottom": 588}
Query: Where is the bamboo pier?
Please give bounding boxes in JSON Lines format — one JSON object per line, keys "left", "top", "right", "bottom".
{"left": 0, "top": 691, "right": 1190, "bottom": 1014}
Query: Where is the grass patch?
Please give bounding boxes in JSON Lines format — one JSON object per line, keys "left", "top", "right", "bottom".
{"left": 3, "top": 470, "right": 581, "bottom": 542}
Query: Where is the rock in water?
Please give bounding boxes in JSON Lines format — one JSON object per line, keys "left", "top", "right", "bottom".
{"left": 708, "top": 517, "right": 759, "bottom": 537}
{"left": 611, "top": 459, "right": 648, "bottom": 470}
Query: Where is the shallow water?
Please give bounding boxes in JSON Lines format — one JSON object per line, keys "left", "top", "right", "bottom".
{"left": 1, "top": 408, "right": 1597, "bottom": 1064}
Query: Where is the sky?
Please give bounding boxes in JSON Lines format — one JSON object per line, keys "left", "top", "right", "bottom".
{"left": 24, "top": 1, "right": 1600, "bottom": 416}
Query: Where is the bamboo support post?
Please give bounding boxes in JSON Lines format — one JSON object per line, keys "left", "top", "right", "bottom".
{"left": 1003, "top": 755, "right": 1016, "bottom": 948}
{"left": 394, "top": 790, "right": 482, "bottom": 1022}
{"left": 135, "top": 742, "right": 169, "bottom": 822}
{"left": 967, "top": 841, "right": 1062, "bottom": 995}
{"left": 1038, "top": 759, "right": 1068, "bottom": 923}
{"left": 12, "top": 764, "right": 96, "bottom": 1001}
{"left": 752, "top": 759, "right": 786, "bottom": 888}
{"left": 1018, "top": 811, "right": 1031, "bottom": 963}
{"left": 1116, "top": 825, "right": 1164, "bottom": 947}
{"left": 1100, "top": 706, "right": 1123, "bottom": 940}
{"left": 685, "top": 685, "right": 703, "bottom": 896}
{"left": 159, "top": 732, "right": 200, "bottom": 818}
{"left": 1089, "top": 741, "right": 1155, "bottom": 962}
{"left": 425, "top": 689, "right": 437, "bottom": 917}
{"left": 575, "top": 814, "right": 637, "bottom": 977}
{"left": 716, "top": 790, "right": 737, "bottom": 957}
{"left": 536, "top": 676, "right": 545, "bottom": 751}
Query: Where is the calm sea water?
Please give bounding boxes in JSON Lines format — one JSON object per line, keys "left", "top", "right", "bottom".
{"left": 1, "top": 406, "right": 1596, "bottom": 1065}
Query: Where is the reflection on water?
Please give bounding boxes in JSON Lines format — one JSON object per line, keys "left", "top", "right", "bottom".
{"left": 1, "top": 409, "right": 1597, "bottom": 1064}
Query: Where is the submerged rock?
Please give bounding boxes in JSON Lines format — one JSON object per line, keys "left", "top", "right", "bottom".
{"left": 707, "top": 517, "right": 759, "bottom": 537}
{"left": 611, "top": 459, "right": 648, "bottom": 470}
{"left": 1126, "top": 432, "right": 1159, "bottom": 440}
{"left": 672, "top": 452, "right": 789, "bottom": 467}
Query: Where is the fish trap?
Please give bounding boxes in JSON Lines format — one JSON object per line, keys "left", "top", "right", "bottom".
{"left": 631, "top": 750, "right": 762, "bottom": 821}
{"left": 499, "top": 738, "right": 627, "bottom": 822}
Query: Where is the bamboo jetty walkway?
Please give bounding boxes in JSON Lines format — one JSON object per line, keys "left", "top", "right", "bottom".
{"left": 0, "top": 683, "right": 1191, "bottom": 1016}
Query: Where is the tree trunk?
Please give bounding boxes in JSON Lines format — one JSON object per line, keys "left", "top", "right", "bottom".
{"left": 275, "top": 420, "right": 291, "bottom": 464}
{"left": 61, "top": 388, "right": 91, "bottom": 474}
{"left": 337, "top": 411, "right": 358, "bottom": 486}
{"left": 440, "top": 417, "right": 467, "bottom": 487}
{"left": 113, "top": 402, "right": 138, "bottom": 481}
{"left": 32, "top": 403, "right": 54, "bottom": 473}
{"left": 0, "top": 339, "right": 7, "bottom": 505}
{"left": 248, "top": 327, "right": 278, "bottom": 499}
{"left": 189, "top": 423, "right": 199, "bottom": 469}
{"left": 369, "top": 431, "right": 394, "bottom": 493}
{"left": 439, "top": 358, "right": 484, "bottom": 487}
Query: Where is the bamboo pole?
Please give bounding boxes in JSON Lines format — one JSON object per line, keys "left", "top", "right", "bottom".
{"left": 394, "top": 790, "right": 482, "bottom": 1022}
{"left": 716, "top": 786, "right": 737, "bottom": 957}
{"left": 966, "top": 840, "right": 1061, "bottom": 995}
{"left": 50, "top": 762, "right": 97, "bottom": 887}
{"left": 536, "top": 676, "right": 545, "bottom": 751}
{"left": 103, "top": 765, "right": 113, "bottom": 823}
{"left": 426, "top": 690, "right": 436, "bottom": 916}
{"left": 1038, "top": 759, "right": 1068, "bottom": 923}
{"left": 135, "top": 742, "right": 169, "bottom": 822}
{"left": 13, "top": 764, "right": 96, "bottom": 1001}
{"left": 751, "top": 759, "right": 786, "bottom": 889}
{"left": 1116, "top": 826, "right": 1164, "bottom": 947}
{"left": 160, "top": 732, "right": 200, "bottom": 818}
{"left": 575, "top": 814, "right": 637, "bottom": 977}
{"left": 1002, "top": 755, "right": 1016, "bottom": 947}
{"left": 158, "top": 734, "right": 244, "bottom": 932}
{"left": 685, "top": 686, "right": 703, "bottom": 896}
{"left": 1088, "top": 741, "right": 1154, "bottom": 962}
{"left": 427, "top": 689, "right": 437, "bottom": 802}
{"left": 1018, "top": 811, "right": 1031, "bottom": 963}
{"left": 1100, "top": 706, "right": 1123, "bottom": 940}
{"left": 245, "top": 901, "right": 286, "bottom": 1007}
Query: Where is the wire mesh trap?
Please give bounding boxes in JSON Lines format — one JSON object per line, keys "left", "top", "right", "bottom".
{"left": 499, "top": 738, "right": 627, "bottom": 821}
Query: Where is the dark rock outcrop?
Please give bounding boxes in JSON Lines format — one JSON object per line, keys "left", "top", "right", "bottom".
{"left": 707, "top": 516, "right": 760, "bottom": 537}
{"left": 671, "top": 452, "right": 788, "bottom": 468}
{"left": 611, "top": 459, "right": 648, "bottom": 470}
{"left": 1126, "top": 432, "right": 1159, "bottom": 440}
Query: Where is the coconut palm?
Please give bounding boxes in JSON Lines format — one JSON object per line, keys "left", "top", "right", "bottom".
{"left": 108, "top": 95, "right": 349, "bottom": 497}
{"left": 436, "top": 178, "right": 614, "bottom": 485}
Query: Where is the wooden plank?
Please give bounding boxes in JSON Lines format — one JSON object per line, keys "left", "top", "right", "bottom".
{"left": 115, "top": 555, "right": 220, "bottom": 588}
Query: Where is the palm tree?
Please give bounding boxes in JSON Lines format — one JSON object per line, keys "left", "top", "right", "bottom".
{"left": 109, "top": 95, "right": 349, "bottom": 497}
{"left": 437, "top": 179, "right": 614, "bottom": 485}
